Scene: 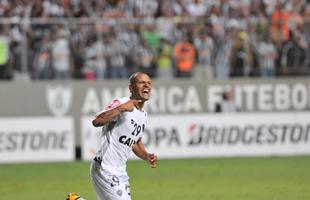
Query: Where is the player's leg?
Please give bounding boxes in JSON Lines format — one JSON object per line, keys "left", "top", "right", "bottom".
{"left": 90, "top": 160, "right": 131, "bottom": 200}
{"left": 90, "top": 160, "right": 113, "bottom": 200}
{"left": 122, "top": 182, "right": 132, "bottom": 200}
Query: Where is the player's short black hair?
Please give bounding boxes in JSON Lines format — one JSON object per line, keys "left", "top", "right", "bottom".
{"left": 129, "top": 72, "right": 146, "bottom": 85}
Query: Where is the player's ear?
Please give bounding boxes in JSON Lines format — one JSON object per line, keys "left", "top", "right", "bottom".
{"left": 129, "top": 84, "right": 133, "bottom": 93}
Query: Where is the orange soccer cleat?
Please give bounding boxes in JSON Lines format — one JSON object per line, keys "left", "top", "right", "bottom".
{"left": 66, "top": 193, "right": 86, "bottom": 200}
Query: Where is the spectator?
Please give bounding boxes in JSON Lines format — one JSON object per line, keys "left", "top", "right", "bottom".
{"left": 32, "top": 31, "right": 51, "bottom": 79}
{"left": 173, "top": 34, "right": 196, "bottom": 78}
{"left": 51, "top": 28, "right": 72, "bottom": 79}
{"left": 93, "top": 36, "right": 108, "bottom": 80}
{"left": 116, "top": 23, "right": 140, "bottom": 75}
{"left": 69, "top": 24, "right": 88, "bottom": 79}
{"left": 102, "top": 0, "right": 133, "bottom": 18}
{"left": 194, "top": 29, "right": 214, "bottom": 80}
{"left": 171, "top": 0, "right": 187, "bottom": 16}
{"left": 133, "top": 0, "right": 158, "bottom": 18}
{"left": 156, "top": 37, "right": 173, "bottom": 79}
{"left": 0, "top": 25, "right": 11, "bottom": 79}
{"left": 82, "top": 45, "right": 96, "bottom": 80}
{"left": 116, "top": 24, "right": 139, "bottom": 50}
{"left": 132, "top": 39, "right": 155, "bottom": 77}
{"left": 230, "top": 31, "right": 251, "bottom": 77}
{"left": 141, "top": 24, "right": 160, "bottom": 55}
{"left": 83, "top": 34, "right": 107, "bottom": 80}
{"left": 271, "top": 2, "right": 290, "bottom": 41}
{"left": 156, "top": 7, "right": 175, "bottom": 43}
{"left": 186, "top": 0, "right": 207, "bottom": 18}
{"left": 215, "top": 90, "right": 238, "bottom": 113}
{"left": 214, "top": 32, "right": 232, "bottom": 79}
{"left": 105, "top": 33, "right": 128, "bottom": 79}
{"left": 31, "top": 0, "right": 45, "bottom": 18}
{"left": 257, "top": 35, "right": 278, "bottom": 78}
{"left": 281, "top": 31, "right": 308, "bottom": 75}
{"left": 256, "top": 11, "right": 269, "bottom": 39}
{"left": 210, "top": 4, "right": 225, "bottom": 40}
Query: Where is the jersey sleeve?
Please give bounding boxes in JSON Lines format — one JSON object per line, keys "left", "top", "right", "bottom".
{"left": 105, "top": 99, "right": 122, "bottom": 110}
{"left": 94, "top": 99, "right": 122, "bottom": 117}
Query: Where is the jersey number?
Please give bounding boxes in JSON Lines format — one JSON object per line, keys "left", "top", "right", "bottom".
{"left": 131, "top": 119, "right": 144, "bottom": 136}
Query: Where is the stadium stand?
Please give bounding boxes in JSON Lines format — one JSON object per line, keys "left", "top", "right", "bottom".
{"left": 0, "top": 0, "right": 308, "bottom": 80}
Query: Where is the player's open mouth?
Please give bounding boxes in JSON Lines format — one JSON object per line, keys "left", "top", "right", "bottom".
{"left": 142, "top": 89, "right": 149, "bottom": 93}
{"left": 142, "top": 89, "right": 150, "bottom": 96}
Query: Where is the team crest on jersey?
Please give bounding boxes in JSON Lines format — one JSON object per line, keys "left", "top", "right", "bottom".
{"left": 106, "top": 99, "right": 121, "bottom": 110}
{"left": 116, "top": 190, "right": 122, "bottom": 197}
{"left": 110, "top": 175, "right": 120, "bottom": 187}
{"left": 46, "top": 85, "right": 72, "bottom": 116}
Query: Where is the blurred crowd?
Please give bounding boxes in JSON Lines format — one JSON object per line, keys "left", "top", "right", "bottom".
{"left": 0, "top": 0, "right": 309, "bottom": 80}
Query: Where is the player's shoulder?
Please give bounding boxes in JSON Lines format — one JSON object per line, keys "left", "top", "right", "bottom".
{"left": 106, "top": 96, "right": 129, "bottom": 110}
{"left": 117, "top": 96, "right": 130, "bottom": 104}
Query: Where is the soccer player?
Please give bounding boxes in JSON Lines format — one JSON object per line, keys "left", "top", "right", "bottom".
{"left": 90, "top": 72, "right": 158, "bottom": 200}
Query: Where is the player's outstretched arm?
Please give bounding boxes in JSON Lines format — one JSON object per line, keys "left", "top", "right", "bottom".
{"left": 92, "top": 99, "right": 141, "bottom": 127}
{"left": 133, "top": 139, "right": 158, "bottom": 168}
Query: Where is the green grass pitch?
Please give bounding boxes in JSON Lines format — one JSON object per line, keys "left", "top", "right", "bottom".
{"left": 0, "top": 156, "right": 309, "bottom": 200}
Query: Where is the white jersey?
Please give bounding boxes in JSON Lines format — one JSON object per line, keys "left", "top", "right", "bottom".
{"left": 95, "top": 96, "right": 147, "bottom": 179}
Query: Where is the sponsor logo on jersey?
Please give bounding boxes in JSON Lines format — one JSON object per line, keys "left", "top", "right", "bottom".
{"left": 116, "top": 190, "right": 122, "bottom": 197}
{"left": 106, "top": 99, "right": 121, "bottom": 110}
{"left": 119, "top": 135, "right": 137, "bottom": 147}
{"left": 110, "top": 175, "right": 120, "bottom": 187}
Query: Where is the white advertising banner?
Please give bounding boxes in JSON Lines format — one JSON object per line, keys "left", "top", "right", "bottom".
{"left": 81, "top": 117, "right": 101, "bottom": 160}
{"left": 81, "top": 113, "right": 310, "bottom": 160}
{"left": 0, "top": 117, "right": 75, "bottom": 163}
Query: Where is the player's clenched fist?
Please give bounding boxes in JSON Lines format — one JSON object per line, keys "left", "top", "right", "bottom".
{"left": 117, "top": 99, "right": 143, "bottom": 112}
{"left": 147, "top": 153, "right": 158, "bottom": 168}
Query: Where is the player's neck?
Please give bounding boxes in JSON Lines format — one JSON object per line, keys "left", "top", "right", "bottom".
{"left": 130, "top": 96, "right": 145, "bottom": 111}
{"left": 134, "top": 101, "right": 144, "bottom": 111}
